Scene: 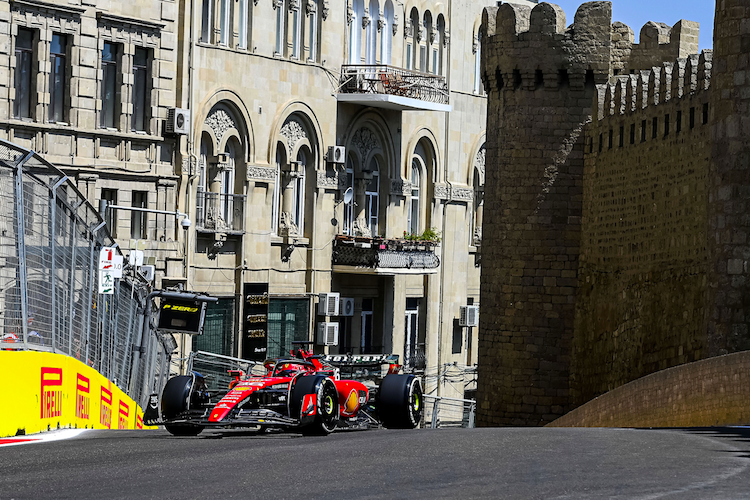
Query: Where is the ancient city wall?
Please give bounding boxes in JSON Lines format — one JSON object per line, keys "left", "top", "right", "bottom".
{"left": 572, "top": 53, "right": 713, "bottom": 406}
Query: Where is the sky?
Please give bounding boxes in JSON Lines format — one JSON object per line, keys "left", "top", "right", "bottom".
{"left": 548, "top": 0, "right": 715, "bottom": 51}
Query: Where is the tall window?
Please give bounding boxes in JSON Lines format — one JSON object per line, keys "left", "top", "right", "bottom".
{"left": 365, "top": 0, "right": 379, "bottom": 65}
{"left": 361, "top": 299, "right": 374, "bottom": 353}
{"left": 49, "top": 34, "right": 67, "bottom": 123}
{"left": 472, "top": 168, "right": 483, "bottom": 246}
{"left": 305, "top": 3, "right": 317, "bottom": 61}
{"left": 437, "top": 15, "right": 445, "bottom": 76}
{"left": 292, "top": 7, "right": 301, "bottom": 59}
{"left": 221, "top": 142, "right": 237, "bottom": 224}
{"left": 365, "top": 158, "right": 379, "bottom": 236}
{"left": 14, "top": 28, "right": 35, "bottom": 119}
{"left": 201, "top": 0, "right": 212, "bottom": 42}
{"left": 219, "top": 0, "right": 230, "bottom": 46}
{"left": 343, "top": 157, "right": 354, "bottom": 235}
{"left": 101, "top": 189, "right": 117, "bottom": 237}
{"left": 293, "top": 148, "right": 309, "bottom": 235}
{"left": 275, "top": 2, "right": 285, "bottom": 54}
{"left": 131, "top": 191, "right": 147, "bottom": 239}
{"left": 474, "top": 29, "right": 482, "bottom": 94}
{"left": 349, "top": 0, "right": 364, "bottom": 64}
{"left": 408, "top": 8, "right": 419, "bottom": 70}
{"left": 132, "top": 47, "right": 149, "bottom": 132}
{"left": 404, "top": 298, "right": 420, "bottom": 369}
{"left": 272, "top": 147, "right": 284, "bottom": 234}
{"left": 382, "top": 1, "right": 393, "bottom": 65}
{"left": 101, "top": 42, "right": 119, "bottom": 129}
{"left": 424, "top": 12, "right": 433, "bottom": 73}
{"left": 408, "top": 162, "right": 421, "bottom": 235}
{"left": 238, "top": 0, "right": 249, "bottom": 49}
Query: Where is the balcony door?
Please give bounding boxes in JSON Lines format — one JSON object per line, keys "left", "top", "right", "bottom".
{"left": 404, "top": 298, "right": 420, "bottom": 369}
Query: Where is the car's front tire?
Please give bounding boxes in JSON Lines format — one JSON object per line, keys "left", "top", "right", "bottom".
{"left": 378, "top": 374, "right": 423, "bottom": 429}
{"left": 161, "top": 374, "right": 206, "bottom": 437}
{"left": 291, "top": 375, "right": 339, "bottom": 436}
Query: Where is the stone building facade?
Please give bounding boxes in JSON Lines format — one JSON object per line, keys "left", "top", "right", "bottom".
{"left": 1, "top": 0, "right": 533, "bottom": 399}
{"left": 478, "top": 0, "right": 750, "bottom": 426}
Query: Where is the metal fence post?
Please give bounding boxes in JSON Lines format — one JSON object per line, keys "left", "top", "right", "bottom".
{"left": 48, "top": 176, "right": 68, "bottom": 353}
{"left": 14, "top": 152, "right": 33, "bottom": 348}
{"left": 468, "top": 401, "right": 476, "bottom": 428}
{"left": 67, "top": 224, "right": 78, "bottom": 356}
{"left": 431, "top": 398, "right": 440, "bottom": 429}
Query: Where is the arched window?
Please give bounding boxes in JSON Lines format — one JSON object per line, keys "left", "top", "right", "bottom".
{"left": 221, "top": 140, "right": 237, "bottom": 223}
{"left": 293, "top": 147, "right": 309, "bottom": 235}
{"left": 343, "top": 156, "right": 355, "bottom": 235}
{"left": 199, "top": 137, "right": 209, "bottom": 192}
{"left": 350, "top": 0, "right": 365, "bottom": 64}
{"left": 219, "top": 0, "right": 230, "bottom": 46}
{"left": 474, "top": 28, "right": 482, "bottom": 94}
{"left": 304, "top": 0, "right": 319, "bottom": 61}
{"left": 407, "top": 8, "right": 419, "bottom": 70}
{"left": 424, "top": 12, "right": 433, "bottom": 74}
{"left": 272, "top": 146, "right": 285, "bottom": 234}
{"left": 437, "top": 15, "right": 445, "bottom": 76}
{"left": 408, "top": 160, "right": 421, "bottom": 235}
{"left": 382, "top": 0, "right": 394, "bottom": 65}
{"left": 366, "top": 0, "right": 379, "bottom": 65}
{"left": 365, "top": 157, "right": 379, "bottom": 236}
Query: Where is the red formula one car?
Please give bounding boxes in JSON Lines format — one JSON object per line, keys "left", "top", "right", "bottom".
{"left": 144, "top": 346, "right": 423, "bottom": 436}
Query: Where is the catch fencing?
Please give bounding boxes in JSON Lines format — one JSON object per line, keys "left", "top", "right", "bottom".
{"left": 0, "top": 138, "right": 166, "bottom": 407}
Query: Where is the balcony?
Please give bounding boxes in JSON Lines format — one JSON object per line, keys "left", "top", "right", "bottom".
{"left": 195, "top": 191, "right": 245, "bottom": 234}
{"left": 337, "top": 65, "right": 451, "bottom": 112}
{"left": 332, "top": 235, "right": 440, "bottom": 275}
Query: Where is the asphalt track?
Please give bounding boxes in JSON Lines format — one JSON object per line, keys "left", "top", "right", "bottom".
{"left": 1, "top": 426, "right": 749, "bottom": 499}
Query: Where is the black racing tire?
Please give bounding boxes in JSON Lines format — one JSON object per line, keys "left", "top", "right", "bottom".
{"left": 378, "top": 374, "right": 423, "bottom": 429}
{"left": 164, "top": 423, "right": 204, "bottom": 436}
{"left": 161, "top": 375, "right": 205, "bottom": 437}
{"left": 290, "top": 375, "right": 339, "bottom": 436}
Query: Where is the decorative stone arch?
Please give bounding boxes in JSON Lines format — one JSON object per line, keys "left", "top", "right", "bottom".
{"left": 343, "top": 110, "right": 396, "bottom": 177}
{"left": 268, "top": 101, "right": 323, "bottom": 170}
{"left": 467, "top": 133, "right": 486, "bottom": 187}
{"left": 403, "top": 127, "right": 441, "bottom": 185}
{"left": 195, "top": 89, "right": 255, "bottom": 163}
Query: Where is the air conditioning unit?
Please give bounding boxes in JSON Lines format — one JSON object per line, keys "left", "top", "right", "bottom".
{"left": 317, "top": 292, "right": 340, "bottom": 316}
{"left": 317, "top": 322, "right": 339, "bottom": 346}
{"left": 340, "top": 297, "right": 355, "bottom": 317}
{"left": 327, "top": 146, "right": 346, "bottom": 164}
{"left": 165, "top": 107, "right": 190, "bottom": 135}
{"left": 459, "top": 305, "right": 479, "bottom": 327}
{"left": 140, "top": 265, "right": 155, "bottom": 282}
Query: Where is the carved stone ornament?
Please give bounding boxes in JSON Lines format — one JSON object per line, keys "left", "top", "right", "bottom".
{"left": 362, "top": 15, "right": 371, "bottom": 29}
{"left": 472, "top": 35, "right": 478, "bottom": 55}
{"left": 317, "top": 170, "right": 348, "bottom": 190}
{"left": 404, "top": 19, "right": 412, "bottom": 39}
{"left": 377, "top": 18, "right": 385, "bottom": 32}
{"left": 279, "top": 212, "right": 299, "bottom": 236}
{"left": 475, "top": 145, "right": 486, "bottom": 177}
{"left": 289, "top": 0, "right": 299, "bottom": 12}
{"left": 322, "top": 0, "right": 329, "bottom": 20}
{"left": 280, "top": 120, "right": 307, "bottom": 152}
{"left": 346, "top": 5, "right": 353, "bottom": 25}
{"left": 433, "top": 184, "right": 449, "bottom": 200}
{"left": 273, "top": 0, "right": 284, "bottom": 10}
{"left": 392, "top": 12, "right": 399, "bottom": 36}
{"left": 351, "top": 127, "right": 380, "bottom": 162}
{"left": 443, "top": 30, "right": 450, "bottom": 47}
{"left": 391, "top": 179, "right": 412, "bottom": 196}
{"left": 205, "top": 109, "right": 236, "bottom": 145}
{"left": 473, "top": 226, "right": 482, "bottom": 246}
{"left": 247, "top": 165, "right": 278, "bottom": 182}
{"left": 353, "top": 217, "right": 372, "bottom": 237}
{"left": 417, "top": 25, "right": 424, "bottom": 43}
{"left": 306, "top": 0, "right": 317, "bottom": 15}
{"left": 451, "top": 187, "right": 474, "bottom": 202}
{"left": 429, "top": 30, "right": 436, "bottom": 44}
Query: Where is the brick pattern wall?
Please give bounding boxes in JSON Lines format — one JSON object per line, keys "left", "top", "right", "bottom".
{"left": 548, "top": 351, "right": 750, "bottom": 427}
{"left": 572, "top": 56, "right": 713, "bottom": 406}
{"left": 706, "top": 0, "right": 750, "bottom": 357}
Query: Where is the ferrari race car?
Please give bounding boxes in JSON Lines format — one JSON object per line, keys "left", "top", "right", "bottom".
{"left": 144, "top": 347, "right": 423, "bottom": 436}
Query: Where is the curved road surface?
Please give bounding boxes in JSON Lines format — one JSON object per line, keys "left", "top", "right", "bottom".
{"left": 1, "top": 427, "right": 749, "bottom": 499}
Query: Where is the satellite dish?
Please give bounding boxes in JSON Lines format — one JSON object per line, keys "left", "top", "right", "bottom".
{"left": 343, "top": 187, "right": 353, "bottom": 205}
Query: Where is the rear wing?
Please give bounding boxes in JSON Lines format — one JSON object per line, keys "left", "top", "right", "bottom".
{"left": 321, "top": 354, "right": 401, "bottom": 384}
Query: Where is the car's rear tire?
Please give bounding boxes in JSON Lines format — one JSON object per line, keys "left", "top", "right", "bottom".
{"left": 378, "top": 374, "right": 423, "bottom": 429}
{"left": 161, "top": 374, "right": 205, "bottom": 437}
{"left": 291, "top": 375, "right": 338, "bottom": 436}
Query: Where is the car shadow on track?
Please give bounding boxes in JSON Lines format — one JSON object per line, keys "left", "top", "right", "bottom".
{"left": 667, "top": 427, "right": 750, "bottom": 460}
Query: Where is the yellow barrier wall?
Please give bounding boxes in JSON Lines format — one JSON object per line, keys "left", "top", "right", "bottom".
{"left": 0, "top": 351, "right": 151, "bottom": 437}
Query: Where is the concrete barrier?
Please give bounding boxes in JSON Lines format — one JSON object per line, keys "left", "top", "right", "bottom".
{"left": 0, "top": 351, "right": 151, "bottom": 437}
{"left": 548, "top": 351, "right": 750, "bottom": 427}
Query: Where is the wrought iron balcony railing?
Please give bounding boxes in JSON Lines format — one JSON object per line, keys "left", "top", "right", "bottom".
{"left": 196, "top": 190, "right": 245, "bottom": 234}
{"left": 332, "top": 235, "right": 440, "bottom": 273}
{"left": 404, "top": 343, "right": 427, "bottom": 372}
{"left": 339, "top": 65, "right": 449, "bottom": 105}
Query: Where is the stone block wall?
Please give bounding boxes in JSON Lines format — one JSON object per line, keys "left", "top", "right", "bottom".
{"left": 573, "top": 53, "right": 713, "bottom": 406}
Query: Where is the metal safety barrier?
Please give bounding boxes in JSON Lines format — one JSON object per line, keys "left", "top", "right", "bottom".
{"left": 423, "top": 394, "right": 477, "bottom": 428}
{"left": 0, "top": 138, "right": 163, "bottom": 408}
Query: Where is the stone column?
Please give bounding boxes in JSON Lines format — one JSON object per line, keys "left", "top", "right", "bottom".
{"left": 706, "top": 0, "right": 750, "bottom": 355}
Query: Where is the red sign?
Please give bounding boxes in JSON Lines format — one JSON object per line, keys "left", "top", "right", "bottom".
{"left": 118, "top": 401, "right": 130, "bottom": 430}
{"left": 76, "top": 374, "right": 90, "bottom": 420}
{"left": 41, "top": 368, "right": 63, "bottom": 419}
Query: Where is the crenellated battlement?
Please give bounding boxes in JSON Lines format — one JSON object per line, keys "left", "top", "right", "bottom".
{"left": 594, "top": 50, "right": 713, "bottom": 121}
{"left": 481, "top": 2, "right": 701, "bottom": 93}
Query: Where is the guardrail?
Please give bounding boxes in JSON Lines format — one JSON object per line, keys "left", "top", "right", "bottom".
{"left": 339, "top": 65, "right": 449, "bottom": 105}
{"left": 423, "top": 394, "right": 476, "bottom": 428}
{"left": 332, "top": 236, "right": 440, "bottom": 270}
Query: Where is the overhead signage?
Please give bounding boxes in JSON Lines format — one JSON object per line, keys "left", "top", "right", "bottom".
{"left": 157, "top": 298, "right": 207, "bottom": 335}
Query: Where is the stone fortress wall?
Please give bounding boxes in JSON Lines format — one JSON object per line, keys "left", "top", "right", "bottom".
{"left": 477, "top": 0, "right": 748, "bottom": 426}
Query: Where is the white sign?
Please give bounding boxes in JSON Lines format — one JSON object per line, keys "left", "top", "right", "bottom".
{"left": 99, "top": 269, "right": 115, "bottom": 295}
{"left": 129, "top": 250, "right": 144, "bottom": 267}
{"left": 99, "top": 247, "right": 123, "bottom": 278}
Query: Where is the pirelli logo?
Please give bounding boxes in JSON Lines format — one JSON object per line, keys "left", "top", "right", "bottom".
{"left": 162, "top": 304, "right": 199, "bottom": 313}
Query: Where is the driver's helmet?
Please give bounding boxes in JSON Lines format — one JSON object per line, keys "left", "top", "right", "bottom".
{"left": 275, "top": 362, "right": 310, "bottom": 377}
